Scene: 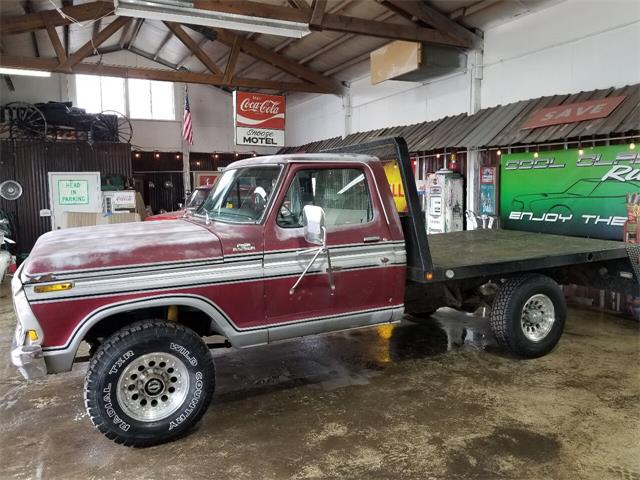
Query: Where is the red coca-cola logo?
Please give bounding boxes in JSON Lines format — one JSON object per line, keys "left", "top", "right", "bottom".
{"left": 235, "top": 92, "right": 285, "bottom": 130}
{"left": 240, "top": 98, "right": 282, "bottom": 115}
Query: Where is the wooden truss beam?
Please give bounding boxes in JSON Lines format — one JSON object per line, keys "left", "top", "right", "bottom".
{"left": 380, "top": 0, "right": 481, "bottom": 47}
{"left": 57, "top": 16, "right": 131, "bottom": 71}
{"left": 164, "top": 22, "right": 223, "bottom": 75}
{"left": 192, "top": 0, "right": 469, "bottom": 47}
{"left": 42, "top": 12, "right": 67, "bottom": 62}
{"left": 1, "top": 1, "right": 113, "bottom": 36}
{"left": 196, "top": 26, "right": 341, "bottom": 92}
{"left": 0, "top": 55, "right": 334, "bottom": 93}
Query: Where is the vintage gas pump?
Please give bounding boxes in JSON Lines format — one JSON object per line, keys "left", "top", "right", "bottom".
{"left": 425, "top": 168, "right": 464, "bottom": 234}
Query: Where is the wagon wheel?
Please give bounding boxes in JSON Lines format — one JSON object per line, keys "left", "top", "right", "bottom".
{"left": 4, "top": 102, "right": 47, "bottom": 139}
{"left": 91, "top": 110, "right": 133, "bottom": 143}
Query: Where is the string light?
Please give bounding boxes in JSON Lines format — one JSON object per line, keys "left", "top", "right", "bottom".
{"left": 631, "top": 142, "right": 636, "bottom": 150}
{"left": 533, "top": 152, "right": 539, "bottom": 158}
{"left": 175, "top": 154, "right": 180, "bottom": 159}
{"left": 578, "top": 148, "right": 584, "bottom": 155}
{"left": 134, "top": 152, "right": 140, "bottom": 158}
{"left": 496, "top": 149, "right": 502, "bottom": 156}
{"left": 154, "top": 152, "right": 160, "bottom": 159}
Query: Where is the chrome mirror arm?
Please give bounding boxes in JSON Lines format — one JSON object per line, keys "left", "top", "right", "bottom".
{"left": 289, "top": 227, "right": 335, "bottom": 296}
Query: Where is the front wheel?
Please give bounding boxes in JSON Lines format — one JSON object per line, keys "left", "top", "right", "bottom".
{"left": 489, "top": 274, "right": 566, "bottom": 358}
{"left": 84, "top": 320, "right": 215, "bottom": 446}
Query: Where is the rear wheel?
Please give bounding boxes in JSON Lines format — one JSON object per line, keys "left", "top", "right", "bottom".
{"left": 84, "top": 320, "right": 215, "bottom": 446}
{"left": 489, "top": 274, "right": 566, "bottom": 358}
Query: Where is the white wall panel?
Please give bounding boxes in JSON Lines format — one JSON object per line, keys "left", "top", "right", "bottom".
{"left": 482, "top": 0, "right": 640, "bottom": 107}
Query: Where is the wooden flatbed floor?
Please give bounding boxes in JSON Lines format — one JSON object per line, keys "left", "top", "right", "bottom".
{"left": 428, "top": 229, "right": 630, "bottom": 280}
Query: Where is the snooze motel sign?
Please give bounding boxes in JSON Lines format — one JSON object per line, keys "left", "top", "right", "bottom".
{"left": 234, "top": 92, "right": 285, "bottom": 147}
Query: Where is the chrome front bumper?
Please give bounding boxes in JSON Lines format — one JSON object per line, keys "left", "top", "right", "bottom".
{"left": 11, "top": 340, "right": 46, "bottom": 380}
{"left": 10, "top": 264, "right": 47, "bottom": 380}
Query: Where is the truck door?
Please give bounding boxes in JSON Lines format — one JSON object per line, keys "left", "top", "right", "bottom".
{"left": 263, "top": 163, "right": 405, "bottom": 337}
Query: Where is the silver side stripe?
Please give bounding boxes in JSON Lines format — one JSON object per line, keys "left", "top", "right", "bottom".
{"left": 25, "top": 242, "right": 406, "bottom": 303}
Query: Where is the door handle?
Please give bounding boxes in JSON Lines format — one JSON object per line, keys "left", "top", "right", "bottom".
{"left": 363, "top": 236, "right": 381, "bottom": 243}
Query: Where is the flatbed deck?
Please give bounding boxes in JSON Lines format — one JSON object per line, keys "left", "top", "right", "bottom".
{"left": 429, "top": 229, "right": 630, "bottom": 280}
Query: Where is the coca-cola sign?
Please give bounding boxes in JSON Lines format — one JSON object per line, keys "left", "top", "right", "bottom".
{"left": 234, "top": 92, "right": 285, "bottom": 146}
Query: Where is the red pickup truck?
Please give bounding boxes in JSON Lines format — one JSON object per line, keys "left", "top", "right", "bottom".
{"left": 11, "top": 138, "right": 638, "bottom": 446}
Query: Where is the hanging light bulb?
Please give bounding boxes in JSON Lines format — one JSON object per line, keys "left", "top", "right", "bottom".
{"left": 134, "top": 152, "right": 140, "bottom": 158}
{"left": 496, "top": 149, "right": 502, "bottom": 156}
{"left": 155, "top": 152, "right": 160, "bottom": 159}
{"left": 578, "top": 148, "right": 584, "bottom": 155}
{"left": 533, "top": 152, "right": 539, "bottom": 158}
{"left": 630, "top": 142, "right": 636, "bottom": 150}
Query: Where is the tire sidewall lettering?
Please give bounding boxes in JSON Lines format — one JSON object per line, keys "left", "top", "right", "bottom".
{"left": 168, "top": 371, "right": 203, "bottom": 432}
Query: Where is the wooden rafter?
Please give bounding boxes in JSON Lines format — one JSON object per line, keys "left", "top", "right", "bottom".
{"left": 237, "top": 0, "right": 351, "bottom": 79}
{"left": 123, "top": 18, "right": 144, "bottom": 49}
{"left": 43, "top": 12, "right": 67, "bottom": 63}
{"left": 1, "top": 1, "right": 469, "bottom": 48}
{"left": 380, "top": 0, "right": 481, "bottom": 47}
{"left": 192, "top": 0, "right": 469, "bottom": 47}
{"left": 199, "top": 26, "right": 340, "bottom": 92}
{"left": 268, "top": 10, "right": 394, "bottom": 82}
{"left": 153, "top": 29, "right": 175, "bottom": 61}
{"left": 22, "top": 1, "right": 41, "bottom": 57}
{"left": 223, "top": 36, "right": 243, "bottom": 84}
{"left": 309, "top": 0, "right": 327, "bottom": 29}
{"left": 0, "top": 55, "right": 334, "bottom": 93}
{"left": 164, "top": 22, "right": 223, "bottom": 75}
{"left": 1, "top": 1, "right": 113, "bottom": 36}
{"left": 57, "top": 16, "right": 131, "bottom": 71}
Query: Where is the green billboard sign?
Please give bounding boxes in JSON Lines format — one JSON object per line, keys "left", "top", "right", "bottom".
{"left": 500, "top": 145, "right": 639, "bottom": 241}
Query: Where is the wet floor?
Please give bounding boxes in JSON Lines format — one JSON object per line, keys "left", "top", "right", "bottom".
{"left": 0, "top": 281, "right": 639, "bottom": 480}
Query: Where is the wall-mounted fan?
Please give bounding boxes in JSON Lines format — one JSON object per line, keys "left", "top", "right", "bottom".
{"left": 0, "top": 180, "right": 22, "bottom": 201}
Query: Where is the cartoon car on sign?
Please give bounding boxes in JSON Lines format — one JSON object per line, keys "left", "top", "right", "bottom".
{"left": 511, "top": 178, "right": 640, "bottom": 220}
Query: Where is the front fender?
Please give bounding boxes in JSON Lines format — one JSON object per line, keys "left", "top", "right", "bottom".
{"left": 42, "top": 294, "right": 267, "bottom": 374}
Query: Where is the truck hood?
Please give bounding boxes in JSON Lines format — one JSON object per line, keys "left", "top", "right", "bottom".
{"left": 23, "top": 220, "right": 222, "bottom": 280}
{"left": 145, "top": 209, "right": 186, "bottom": 221}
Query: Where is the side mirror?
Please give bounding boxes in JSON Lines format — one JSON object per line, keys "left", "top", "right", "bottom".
{"left": 302, "top": 205, "right": 325, "bottom": 246}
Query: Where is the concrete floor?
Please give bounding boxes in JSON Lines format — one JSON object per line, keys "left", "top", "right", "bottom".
{"left": 0, "top": 282, "right": 638, "bottom": 480}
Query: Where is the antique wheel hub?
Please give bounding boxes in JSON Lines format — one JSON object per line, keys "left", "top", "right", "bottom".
{"left": 520, "top": 294, "right": 555, "bottom": 342}
{"left": 116, "top": 352, "right": 189, "bottom": 422}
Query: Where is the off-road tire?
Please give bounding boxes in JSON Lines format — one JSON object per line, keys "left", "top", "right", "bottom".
{"left": 489, "top": 274, "right": 566, "bottom": 358}
{"left": 84, "top": 320, "right": 215, "bottom": 447}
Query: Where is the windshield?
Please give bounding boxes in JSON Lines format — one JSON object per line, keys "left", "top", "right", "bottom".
{"left": 186, "top": 188, "right": 210, "bottom": 210}
{"left": 197, "top": 166, "right": 281, "bottom": 223}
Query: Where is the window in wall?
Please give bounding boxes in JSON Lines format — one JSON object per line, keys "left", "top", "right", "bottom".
{"left": 128, "top": 79, "right": 175, "bottom": 120}
{"left": 277, "top": 168, "right": 373, "bottom": 228}
{"left": 75, "top": 75, "right": 126, "bottom": 114}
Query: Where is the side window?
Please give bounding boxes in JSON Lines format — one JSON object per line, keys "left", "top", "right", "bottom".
{"left": 277, "top": 168, "right": 373, "bottom": 228}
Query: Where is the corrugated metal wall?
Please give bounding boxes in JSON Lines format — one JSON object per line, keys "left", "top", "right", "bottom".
{"left": 0, "top": 140, "right": 131, "bottom": 254}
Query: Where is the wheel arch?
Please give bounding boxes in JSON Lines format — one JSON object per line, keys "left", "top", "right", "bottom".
{"left": 43, "top": 294, "right": 258, "bottom": 374}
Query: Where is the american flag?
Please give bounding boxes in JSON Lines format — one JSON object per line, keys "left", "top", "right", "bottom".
{"left": 182, "top": 88, "right": 193, "bottom": 145}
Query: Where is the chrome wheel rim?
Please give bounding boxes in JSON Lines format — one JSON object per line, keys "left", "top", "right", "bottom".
{"left": 521, "top": 294, "right": 555, "bottom": 342}
{"left": 116, "top": 352, "right": 189, "bottom": 422}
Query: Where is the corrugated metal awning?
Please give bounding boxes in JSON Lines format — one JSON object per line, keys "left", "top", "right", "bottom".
{"left": 280, "top": 83, "right": 640, "bottom": 154}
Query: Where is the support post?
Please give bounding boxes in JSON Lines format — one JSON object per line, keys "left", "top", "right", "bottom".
{"left": 182, "top": 139, "right": 191, "bottom": 202}
{"left": 465, "top": 49, "right": 483, "bottom": 229}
